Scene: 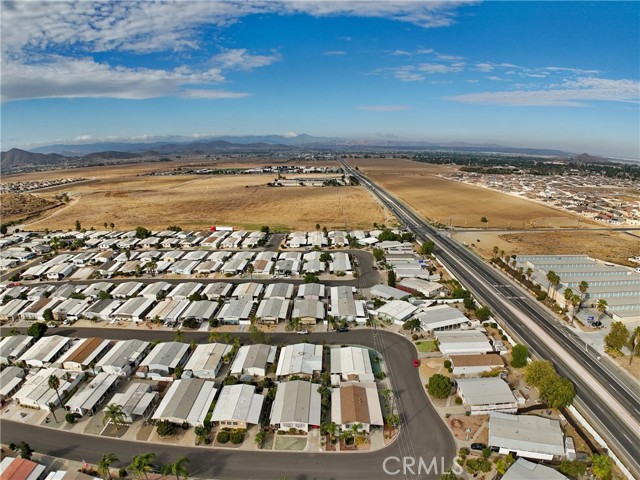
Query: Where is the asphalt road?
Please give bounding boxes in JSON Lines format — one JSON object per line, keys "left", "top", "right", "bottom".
{"left": 1, "top": 328, "right": 456, "bottom": 480}
{"left": 344, "top": 161, "right": 640, "bottom": 478}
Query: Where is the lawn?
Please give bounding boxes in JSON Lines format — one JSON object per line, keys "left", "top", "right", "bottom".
{"left": 416, "top": 340, "right": 438, "bottom": 353}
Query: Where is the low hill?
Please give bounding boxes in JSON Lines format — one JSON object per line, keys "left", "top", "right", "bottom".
{"left": 1, "top": 148, "right": 67, "bottom": 168}
{"left": 0, "top": 192, "right": 59, "bottom": 222}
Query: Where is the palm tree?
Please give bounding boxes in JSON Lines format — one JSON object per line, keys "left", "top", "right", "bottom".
{"left": 103, "top": 403, "right": 126, "bottom": 429}
{"left": 129, "top": 453, "right": 156, "bottom": 480}
{"left": 97, "top": 453, "right": 119, "bottom": 480}
{"left": 492, "top": 246, "right": 499, "bottom": 259}
{"left": 145, "top": 260, "right": 157, "bottom": 276}
{"left": 596, "top": 299, "right": 608, "bottom": 319}
{"left": 525, "top": 267, "right": 533, "bottom": 281}
{"left": 48, "top": 374, "right": 62, "bottom": 406}
{"left": 47, "top": 402, "right": 58, "bottom": 422}
{"left": 208, "top": 331, "right": 219, "bottom": 343}
{"left": 629, "top": 326, "right": 640, "bottom": 366}
{"left": 109, "top": 222, "right": 115, "bottom": 230}
{"left": 563, "top": 288, "right": 574, "bottom": 312}
{"left": 546, "top": 271, "right": 560, "bottom": 300}
{"left": 246, "top": 262, "right": 254, "bottom": 280}
{"left": 174, "top": 328, "right": 184, "bottom": 343}
{"left": 103, "top": 222, "right": 108, "bottom": 230}
{"left": 570, "top": 294, "right": 581, "bottom": 324}
{"left": 163, "top": 456, "right": 189, "bottom": 480}
{"left": 579, "top": 280, "right": 589, "bottom": 307}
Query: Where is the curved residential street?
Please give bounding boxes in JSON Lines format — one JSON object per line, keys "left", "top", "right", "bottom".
{"left": 0, "top": 328, "right": 456, "bottom": 480}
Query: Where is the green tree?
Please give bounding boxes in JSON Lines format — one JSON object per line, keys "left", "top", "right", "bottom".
{"left": 27, "top": 322, "right": 48, "bottom": 339}
{"left": 109, "top": 222, "right": 115, "bottom": 230}
{"left": 510, "top": 344, "right": 529, "bottom": 368}
{"left": 387, "top": 269, "right": 396, "bottom": 287}
{"left": 372, "top": 248, "right": 385, "bottom": 262}
{"left": 546, "top": 271, "right": 561, "bottom": 300}
{"left": 492, "top": 245, "right": 499, "bottom": 259}
{"left": 540, "top": 375, "right": 575, "bottom": 408}
{"left": 525, "top": 360, "right": 556, "bottom": 388}
{"left": 628, "top": 326, "right": 640, "bottom": 365}
{"left": 43, "top": 308, "right": 54, "bottom": 322}
{"left": 48, "top": 374, "right": 62, "bottom": 406}
{"left": 419, "top": 241, "right": 435, "bottom": 256}
{"left": 98, "top": 290, "right": 112, "bottom": 300}
{"left": 129, "top": 453, "right": 156, "bottom": 480}
{"left": 0, "top": 224, "right": 8, "bottom": 235}
{"left": 559, "top": 460, "right": 587, "bottom": 479}
{"left": 75, "top": 220, "right": 81, "bottom": 231}
{"left": 162, "top": 456, "right": 189, "bottom": 480}
{"left": 303, "top": 272, "right": 319, "bottom": 284}
{"left": 426, "top": 374, "right": 452, "bottom": 399}
{"left": 103, "top": 403, "right": 126, "bottom": 429}
{"left": 260, "top": 225, "right": 270, "bottom": 234}
{"left": 246, "top": 262, "right": 254, "bottom": 280}
{"left": 605, "top": 321, "right": 629, "bottom": 352}
{"left": 47, "top": 402, "right": 58, "bottom": 422}
{"left": 475, "top": 306, "right": 491, "bottom": 322}
{"left": 174, "top": 328, "right": 185, "bottom": 343}
{"left": 97, "top": 453, "right": 119, "bottom": 480}
{"left": 596, "top": 299, "right": 608, "bottom": 318}
{"left": 402, "top": 318, "right": 421, "bottom": 332}
{"left": 14, "top": 441, "right": 34, "bottom": 460}
{"left": 319, "top": 252, "right": 332, "bottom": 263}
{"left": 134, "top": 226, "right": 151, "bottom": 239}
{"left": 590, "top": 453, "right": 612, "bottom": 480}
{"left": 563, "top": 287, "right": 574, "bottom": 311}
{"left": 480, "top": 216, "right": 488, "bottom": 224}
{"left": 495, "top": 455, "right": 515, "bottom": 475}
{"left": 578, "top": 280, "right": 589, "bottom": 307}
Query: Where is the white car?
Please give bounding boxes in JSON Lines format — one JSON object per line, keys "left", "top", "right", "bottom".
{"left": 296, "top": 329, "right": 309, "bottom": 335}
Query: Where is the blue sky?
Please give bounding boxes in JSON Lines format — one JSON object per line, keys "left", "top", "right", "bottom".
{"left": 1, "top": 1, "right": 639, "bottom": 158}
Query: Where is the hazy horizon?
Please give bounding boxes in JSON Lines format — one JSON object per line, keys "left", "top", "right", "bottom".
{"left": 1, "top": 1, "right": 639, "bottom": 158}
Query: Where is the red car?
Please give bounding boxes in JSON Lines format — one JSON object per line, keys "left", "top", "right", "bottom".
{"left": 413, "top": 359, "right": 421, "bottom": 367}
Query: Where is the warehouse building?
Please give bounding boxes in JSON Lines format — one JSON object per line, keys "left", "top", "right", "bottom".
{"left": 457, "top": 377, "right": 518, "bottom": 415}
{"left": 276, "top": 343, "right": 322, "bottom": 379}
{"left": 330, "top": 346, "right": 374, "bottom": 383}
{"left": 211, "top": 384, "right": 264, "bottom": 429}
{"left": 184, "top": 343, "right": 232, "bottom": 379}
{"left": 66, "top": 372, "right": 121, "bottom": 417}
{"left": 331, "top": 381, "right": 383, "bottom": 433}
{"left": 18, "top": 335, "right": 73, "bottom": 369}
{"left": 230, "top": 344, "right": 277, "bottom": 377}
{"left": 0, "top": 335, "right": 34, "bottom": 365}
{"left": 489, "top": 412, "right": 566, "bottom": 461}
{"left": 14, "top": 368, "right": 84, "bottom": 409}
{"left": 96, "top": 339, "right": 151, "bottom": 376}
{"left": 59, "top": 337, "right": 111, "bottom": 371}
{"left": 270, "top": 380, "right": 321, "bottom": 433}
{"left": 140, "top": 341, "right": 190, "bottom": 377}
{"left": 152, "top": 378, "right": 217, "bottom": 427}
{"left": 108, "top": 382, "right": 159, "bottom": 424}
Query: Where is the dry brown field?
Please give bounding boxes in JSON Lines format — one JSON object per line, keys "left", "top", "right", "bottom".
{"left": 452, "top": 230, "right": 640, "bottom": 267}
{"left": 21, "top": 171, "right": 388, "bottom": 231}
{"left": 351, "top": 157, "right": 596, "bottom": 229}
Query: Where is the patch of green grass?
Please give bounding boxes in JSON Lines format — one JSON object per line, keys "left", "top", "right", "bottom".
{"left": 416, "top": 340, "right": 437, "bottom": 353}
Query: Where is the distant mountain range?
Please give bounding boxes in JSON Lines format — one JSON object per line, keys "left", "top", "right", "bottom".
{"left": 25, "top": 134, "right": 574, "bottom": 157}
{"left": 3, "top": 135, "right": 636, "bottom": 171}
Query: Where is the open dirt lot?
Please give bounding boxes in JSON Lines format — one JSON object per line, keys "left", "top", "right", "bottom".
{"left": 452, "top": 230, "right": 640, "bottom": 266}
{"left": 351, "top": 158, "right": 593, "bottom": 229}
{"left": 21, "top": 171, "right": 388, "bottom": 231}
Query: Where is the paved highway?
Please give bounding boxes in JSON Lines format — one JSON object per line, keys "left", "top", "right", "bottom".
{"left": 343, "top": 160, "right": 640, "bottom": 478}
{"left": 1, "top": 328, "right": 456, "bottom": 480}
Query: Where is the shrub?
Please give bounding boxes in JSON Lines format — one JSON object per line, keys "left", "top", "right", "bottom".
{"left": 181, "top": 422, "right": 189, "bottom": 430}
{"left": 411, "top": 333, "right": 419, "bottom": 341}
{"left": 536, "top": 292, "right": 547, "bottom": 301}
{"left": 65, "top": 413, "right": 76, "bottom": 424}
{"left": 118, "top": 468, "right": 128, "bottom": 478}
{"left": 511, "top": 344, "right": 529, "bottom": 368}
{"left": 427, "top": 374, "right": 452, "bottom": 399}
{"left": 454, "top": 396, "right": 463, "bottom": 405}
{"left": 216, "top": 431, "right": 230, "bottom": 443}
{"left": 443, "top": 360, "right": 452, "bottom": 369}
{"left": 156, "top": 420, "right": 177, "bottom": 437}
{"left": 230, "top": 432, "right": 244, "bottom": 444}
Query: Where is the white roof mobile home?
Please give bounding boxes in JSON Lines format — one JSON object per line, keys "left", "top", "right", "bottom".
{"left": 152, "top": 378, "right": 217, "bottom": 427}
{"left": 96, "top": 339, "right": 151, "bottom": 376}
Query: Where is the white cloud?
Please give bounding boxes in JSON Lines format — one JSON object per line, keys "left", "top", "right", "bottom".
{"left": 282, "top": 131, "right": 299, "bottom": 138}
{"left": 211, "top": 48, "right": 280, "bottom": 70}
{"left": 73, "top": 134, "right": 92, "bottom": 142}
{"left": 448, "top": 77, "right": 640, "bottom": 107}
{"left": 180, "top": 89, "right": 250, "bottom": 100}
{"left": 323, "top": 50, "right": 347, "bottom": 56}
{"left": 1, "top": 56, "right": 228, "bottom": 101}
{"left": 358, "top": 105, "right": 412, "bottom": 111}
{"left": 391, "top": 50, "right": 412, "bottom": 56}
{"left": 418, "top": 62, "right": 465, "bottom": 74}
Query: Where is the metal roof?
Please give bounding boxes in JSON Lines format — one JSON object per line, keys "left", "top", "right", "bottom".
{"left": 96, "top": 339, "right": 150, "bottom": 371}
{"left": 152, "top": 378, "right": 217, "bottom": 426}
{"left": 211, "top": 384, "right": 264, "bottom": 425}
{"left": 489, "top": 412, "right": 565, "bottom": 456}
{"left": 457, "top": 378, "right": 517, "bottom": 406}
{"left": 184, "top": 343, "right": 232, "bottom": 374}
{"left": 502, "top": 459, "right": 567, "bottom": 480}
{"left": 276, "top": 343, "right": 322, "bottom": 377}
{"left": 270, "top": 380, "right": 321, "bottom": 427}
{"left": 141, "top": 342, "right": 189, "bottom": 370}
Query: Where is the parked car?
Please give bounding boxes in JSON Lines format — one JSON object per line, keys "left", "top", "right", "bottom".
{"left": 591, "top": 321, "right": 603, "bottom": 328}
{"left": 470, "top": 443, "right": 487, "bottom": 451}
{"left": 336, "top": 327, "right": 349, "bottom": 333}
{"left": 413, "top": 359, "right": 420, "bottom": 367}
{"left": 296, "top": 329, "right": 309, "bottom": 335}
